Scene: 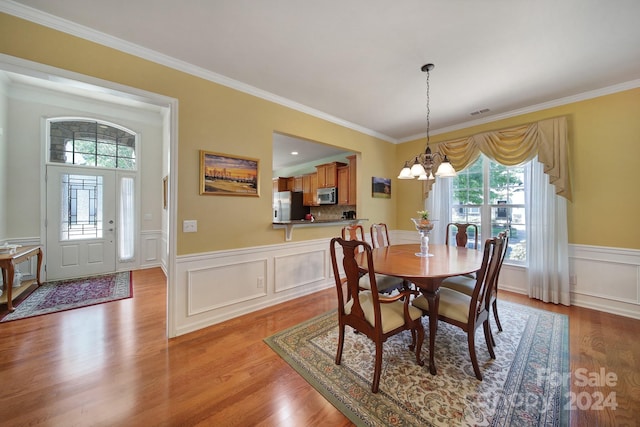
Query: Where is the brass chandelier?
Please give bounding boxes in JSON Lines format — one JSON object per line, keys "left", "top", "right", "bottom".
{"left": 398, "top": 63, "right": 456, "bottom": 180}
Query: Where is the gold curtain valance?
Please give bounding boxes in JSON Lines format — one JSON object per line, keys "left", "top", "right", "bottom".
{"left": 428, "top": 116, "right": 571, "bottom": 200}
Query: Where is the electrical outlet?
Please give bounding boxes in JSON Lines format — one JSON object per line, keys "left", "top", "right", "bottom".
{"left": 183, "top": 220, "right": 197, "bottom": 233}
{"left": 257, "top": 276, "right": 264, "bottom": 288}
{"left": 569, "top": 274, "right": 577, "bottom": 286}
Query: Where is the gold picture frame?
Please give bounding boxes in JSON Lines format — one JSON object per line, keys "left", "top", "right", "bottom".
{"left": 199, "top": 150, "right": 260, "bottom": 196}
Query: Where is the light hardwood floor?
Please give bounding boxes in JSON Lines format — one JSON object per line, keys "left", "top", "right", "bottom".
{"left": 0, "top": 267, "right": 638, "bottom": 426}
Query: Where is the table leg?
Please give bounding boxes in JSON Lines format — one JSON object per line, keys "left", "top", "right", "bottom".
{"left": 6, "top": 262, "right": 15, "bottom": 312}
{"left": 35, "top": 248, "right": 43, "bottom": 286}
{"left": 424, "top": 287, "right": 440, "bottom": 375}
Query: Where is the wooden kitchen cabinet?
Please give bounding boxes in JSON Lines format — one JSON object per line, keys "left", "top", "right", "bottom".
{"left": 302, "top": 172, "right": 318, "bottom": 206}
{"left": 273, "top": 177, "right": 289, "bottom": 193}
{"left": 291, "top": 176, "right": 303, "bottom": 192}
{"left": 316, "top": 162, "right": 346, "bottom": 188}
{"left": 347, "top": 155, "right": 357, "bottom": 205}
{"left": 311, "top": 174, "right": 318, "bottom": 205}
{"left": 337, "top": 155, "right": 357, "bottom": 205}
{"left": 337, "top": 166, "right": 350, "bottom": 205}
{"left": 316, "top": 164, "right": 329, "bottom": 188}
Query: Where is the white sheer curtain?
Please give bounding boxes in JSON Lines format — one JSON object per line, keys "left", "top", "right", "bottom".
{"left": 119, "top": 176, "right": 135, "bottom": 262}
{"left": 526, "top": 158, "right": 570, "bottom": 305}
{"left": 430, "top": 156, "right": 570, "bottom": 305}
{"left": 425, "top": 178, "right": 451, "bottom": 245}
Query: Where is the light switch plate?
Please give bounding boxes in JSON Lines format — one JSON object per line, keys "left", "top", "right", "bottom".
{"left": 183, "top": 220, "right": 197, "bottom": 233}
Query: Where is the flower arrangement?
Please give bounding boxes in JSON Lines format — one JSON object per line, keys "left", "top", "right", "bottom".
{"left": 411, "top": 217, "right": 435, "bottom": 232}
{"left": 413, "top": 210, "right": 433, "bottom": 231}
{"left": 417, "top": 210, "right": 430, "bottom": 220}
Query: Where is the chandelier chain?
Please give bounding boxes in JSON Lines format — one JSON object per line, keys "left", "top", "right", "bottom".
{"left": 425, "top": 67, "right": 430, "bottom": 147}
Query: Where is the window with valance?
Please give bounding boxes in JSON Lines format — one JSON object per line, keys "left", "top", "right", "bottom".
{"left": 425, "top": 116, "right": 571, "bottom": 201}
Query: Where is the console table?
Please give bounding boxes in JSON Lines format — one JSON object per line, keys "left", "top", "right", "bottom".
{"left": 0, "top": 245, "right": 43, "bottom": 312}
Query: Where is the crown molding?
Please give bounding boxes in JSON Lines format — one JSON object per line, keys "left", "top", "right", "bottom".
{"left": 1, "top": 0, "right": 394, "bottom": 142}
{"left": 3, "top": 1, "right": 638, "bottom": 146}
{"left": 398, "top": 79, "right": 640, "bottom": 144}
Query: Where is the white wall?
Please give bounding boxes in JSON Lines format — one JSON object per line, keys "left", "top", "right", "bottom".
{"left": 5, "top": 80, "right": 165, "bottom": 271}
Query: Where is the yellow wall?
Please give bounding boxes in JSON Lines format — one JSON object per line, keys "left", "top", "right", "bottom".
{"left": 0, "top": 13, "right": 402, "bottom": 255}
{"left": 396, "top": 88, "right": 640, "bottom": 250}
{"left": 3, "top": 13, "right": 638, "bottom": 253}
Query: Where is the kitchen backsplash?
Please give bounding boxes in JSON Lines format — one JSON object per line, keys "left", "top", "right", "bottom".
{"left": 310, "top": 205, "right": 356, "bottom": 220}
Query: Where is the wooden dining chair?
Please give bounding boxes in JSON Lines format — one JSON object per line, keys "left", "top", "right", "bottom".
{"left": 412, "top": 234, "right": 506, "bottom": 380}
{"left": 440, "top": 231, "right": 509, "bottom": 344}
{"left": 342, "top": 224, "right": 366, "bottom": 243}
{"left": 341, "top": 225, "right": 403, "bottom": 294}
{"left": 370, "top": 223, "right": 391, "bottom": 249}
{"left": 446, "top": 223, "right": 479, "bottom": 249}
{"left": 370, "top": 223, "right": 414, "bottom": 292}
{"left": 330, "top": 237, "right": 425, "bottom": 393}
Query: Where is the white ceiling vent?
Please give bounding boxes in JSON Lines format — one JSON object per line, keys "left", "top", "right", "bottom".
{"left": 470, "top": 108, "right": 491, "bottom": 116}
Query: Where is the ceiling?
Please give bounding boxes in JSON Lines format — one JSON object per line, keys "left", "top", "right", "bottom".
{"left": 272, "top": 133, "right": 350, "bottom": 171}
{"left": 3, "top": 0, "right": 640, "bottom": 161}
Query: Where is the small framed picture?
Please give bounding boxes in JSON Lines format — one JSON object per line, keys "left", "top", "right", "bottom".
{"left": 200, "top": 150, "right": 260, "bottom": 196}
{"left": 372, "top": 177, "right": 391, "bottom": 198}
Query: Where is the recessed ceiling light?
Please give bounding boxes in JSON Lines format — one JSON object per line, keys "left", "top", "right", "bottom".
{"left": 291, "top": 151, "right": 299, "bottom": 155}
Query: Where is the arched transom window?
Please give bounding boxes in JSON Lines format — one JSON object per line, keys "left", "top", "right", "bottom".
{"left": 49, "top": 119, "right": 136, "bottom": 170}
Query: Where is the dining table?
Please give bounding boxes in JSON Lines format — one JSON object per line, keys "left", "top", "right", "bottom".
{"left": 355, "top": 243, "right": 484, "bottom": 375}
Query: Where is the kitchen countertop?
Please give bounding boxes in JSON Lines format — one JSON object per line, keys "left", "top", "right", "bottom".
{"left": 272, "top": 218, "right": 364, "bottom": 225}
{"left": 272, "top": 218, "right": 368, "bottom": 241}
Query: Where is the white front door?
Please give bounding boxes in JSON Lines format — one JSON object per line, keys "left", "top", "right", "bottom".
{"left": 46, "top": 165, "right": 117, "bottom": 280}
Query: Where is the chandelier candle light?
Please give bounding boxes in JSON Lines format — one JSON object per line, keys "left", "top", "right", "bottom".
{"left": 398, "top": 64, "right": 457, "bottom": 181}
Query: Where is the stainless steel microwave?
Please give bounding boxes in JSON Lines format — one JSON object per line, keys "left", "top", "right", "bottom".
{"left": 317, "top": 187, "right": 337, "bottom": 204}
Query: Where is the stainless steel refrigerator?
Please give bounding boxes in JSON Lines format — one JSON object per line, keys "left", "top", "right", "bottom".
{"left": 273, "top": 191, "right": 309, "bottom": 221}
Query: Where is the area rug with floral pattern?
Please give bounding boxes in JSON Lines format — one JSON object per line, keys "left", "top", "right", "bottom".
{"left": 1, "top": 272, "right": 132, "bottom": 322}
{"left": 264, "top": 300, "right": 569, "bottom": 426}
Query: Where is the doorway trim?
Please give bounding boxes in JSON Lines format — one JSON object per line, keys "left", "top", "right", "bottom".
{"left": 0, "top": 53, "right": 179, "bottom": 338}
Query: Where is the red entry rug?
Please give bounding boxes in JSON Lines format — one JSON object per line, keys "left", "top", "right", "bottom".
{"left": 1, "top": 272, "right": 132, "bottom": 322}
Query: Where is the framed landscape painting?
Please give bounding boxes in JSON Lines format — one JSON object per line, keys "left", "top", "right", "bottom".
{"left": 200, "top": 150, "right": 260, "bottom": 196}
{"left": 372, "top": 177, "right": 391, "bottom": 198}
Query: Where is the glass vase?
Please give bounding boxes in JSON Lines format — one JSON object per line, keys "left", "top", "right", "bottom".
{"left": 410, "top": 218, "right": 436, "bottom": 257}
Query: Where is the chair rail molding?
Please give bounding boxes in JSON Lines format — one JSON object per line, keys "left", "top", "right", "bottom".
{"left": 392, "top": 230, "right": 640, "bottom": 320}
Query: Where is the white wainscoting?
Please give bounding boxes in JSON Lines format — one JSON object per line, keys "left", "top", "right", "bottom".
{"left": 160, "top": 232, "right": 168, "bottom": 276}
{"left": 174, "top": 238, "right": 335, "bottom": 336}
{"left": 569, "top": 244, "right": 640, "bottom": 319}
{"left": 7, "top": 232, "right": 639, "bottom": 336}
{"left": 140, "top": 230, "right": 163, "bottom": 270}
{"left": 2, "top": 231, "right": 163, "bottom": 284}
{"left": 274, "top": 249, "right": 327, "bottom": 293}
{"left": 392, "top": 231, "right": 640, "bottom": 319}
